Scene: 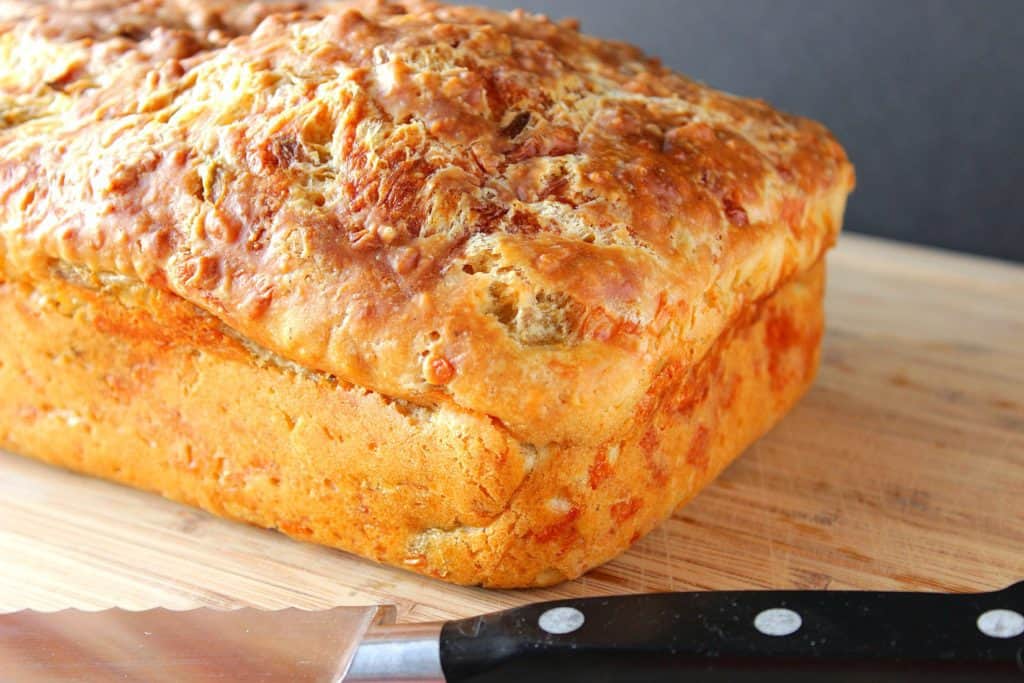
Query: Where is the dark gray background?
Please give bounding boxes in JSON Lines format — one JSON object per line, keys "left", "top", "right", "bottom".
{"left": 477, "top": 0, "right": 1024, "bottom": 262}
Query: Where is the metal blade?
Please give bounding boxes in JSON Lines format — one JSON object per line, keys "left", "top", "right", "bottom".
{"left": 0, "top": 604, "right": 393, "bottom": 682}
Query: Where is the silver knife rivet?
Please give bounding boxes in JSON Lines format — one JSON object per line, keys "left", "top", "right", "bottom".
{"left": 538, "top": 606, "right": 585, "bottom": 635}
{"left": 754, "top": 607, "right": 803, "bottom": 637}
{"left": 977, "top": 609, "right": 1024, "bottom": 639}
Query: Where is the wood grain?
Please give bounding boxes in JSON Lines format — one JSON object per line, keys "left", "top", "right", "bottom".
{"left": 1, "top": 234, "right": 1022, "bottom": 621}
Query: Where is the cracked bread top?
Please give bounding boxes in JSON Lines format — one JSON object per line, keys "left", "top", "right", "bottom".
{"left": 0, "top": 0, "right": 854, "bottom": 445}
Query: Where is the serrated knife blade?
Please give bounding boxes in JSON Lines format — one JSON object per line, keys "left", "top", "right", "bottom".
{"left": 0, "top": 604, "right": 395, "bottom": 682}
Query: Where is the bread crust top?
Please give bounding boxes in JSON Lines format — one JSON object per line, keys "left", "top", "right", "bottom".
{"left": 0, "top": 0, "right": 853, "bottom": 445}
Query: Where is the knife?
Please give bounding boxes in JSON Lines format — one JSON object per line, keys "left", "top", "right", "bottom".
{"left": 1, "top": 582, "right": 1021, "bottom": 681}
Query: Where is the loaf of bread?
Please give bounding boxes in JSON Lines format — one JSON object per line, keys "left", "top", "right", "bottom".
{"left": 0, "top": 0, "right": 853, "bottom": 587}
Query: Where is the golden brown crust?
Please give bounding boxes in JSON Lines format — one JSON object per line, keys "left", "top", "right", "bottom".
{"left": 0, "top": 257, "right": 825, "bottom": 587}
{"left": 0, "top": 0, "right": 853, "bottom": 445}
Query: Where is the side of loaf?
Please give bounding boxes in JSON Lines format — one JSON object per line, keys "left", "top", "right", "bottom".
{"left": 0, "top": 0, "right": 853, "bottom": 586}
{"left": 0, "top": 258, "right": 824, "bottom": 587}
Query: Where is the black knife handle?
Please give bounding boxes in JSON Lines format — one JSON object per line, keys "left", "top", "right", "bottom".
{"left": 440, "top": 581, "right": 1024, "bottom": 682}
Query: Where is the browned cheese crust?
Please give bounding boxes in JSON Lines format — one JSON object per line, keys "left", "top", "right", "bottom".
{"left": 0, "top": 0, "right": 853, "bottom": 586}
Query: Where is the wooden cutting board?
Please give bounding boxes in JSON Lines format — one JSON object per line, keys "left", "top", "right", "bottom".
{"left": 1, "top": 234, "right": 1022, "bottom": 621}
